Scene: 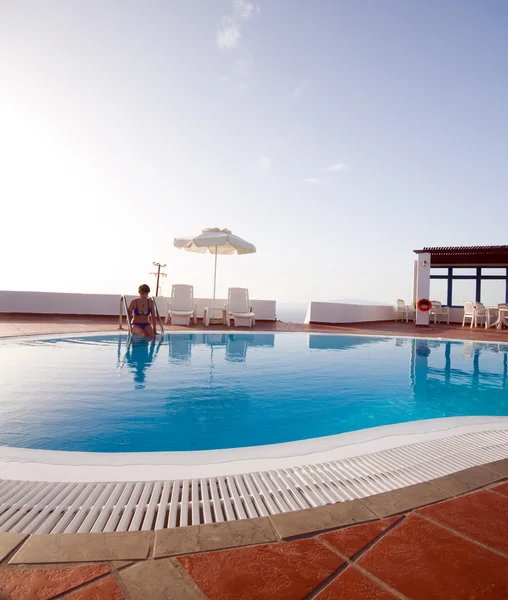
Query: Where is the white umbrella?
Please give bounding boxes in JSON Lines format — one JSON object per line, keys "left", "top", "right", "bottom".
{"left": 174, "top": 228, "right": 256, "bottom": 304}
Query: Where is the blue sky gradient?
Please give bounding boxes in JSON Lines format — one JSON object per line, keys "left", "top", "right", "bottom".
{"left": 1, "top": 1, "right": 507, "bottom": 303}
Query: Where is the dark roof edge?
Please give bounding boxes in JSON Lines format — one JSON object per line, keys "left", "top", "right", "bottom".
{"left": 414, "top": 245, "right": 508, "bottom": 255}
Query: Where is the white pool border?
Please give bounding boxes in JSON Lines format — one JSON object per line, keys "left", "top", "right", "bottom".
{"left": 0, "top": 416, "right": 507, "bottom": 483}
{"left": 2, "top": 326, "right": 507, "bottom": 346}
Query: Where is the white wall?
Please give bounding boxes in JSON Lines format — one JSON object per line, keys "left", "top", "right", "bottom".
{"left": 304, "top": 301, "right": 465, "bottom": 325}
{"left": 445, "top": 307, "right": 464, "bottom": 324}
{"left": 0, "top": 290, "right": 464, "bottom": 325}
{"left": 0, "top": 290, "right": 277, "bottom": 321}
{"left": 305, "top": 302, "right": 396, "bottom": 324}
{"left": 0, "top": 290, "right": 122, "bottom": 315}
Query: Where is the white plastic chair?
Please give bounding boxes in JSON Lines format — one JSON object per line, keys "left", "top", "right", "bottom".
{"left": 474, "top": 302, "right": 492, "bottom": 328}
{"left": 226, "top": 288, "right": 256, "bottom": 327}
{"left": 490, "top": 304, "right": 508, "bottom": 330}
{"left": 395, "top": 299, "right": 414, "bottom": 323}
{"left": 462, "top": 301, "right": 475, "bottom": 327}
{"left": 167, "top": 285, "right": 197, "bottom": 326}
{"left": 429, "top": 300, "right": 450, "bottom": 324}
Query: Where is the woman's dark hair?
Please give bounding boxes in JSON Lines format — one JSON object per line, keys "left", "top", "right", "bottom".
{"left": 138, "top": 284, "right": 151, "bottom": 294}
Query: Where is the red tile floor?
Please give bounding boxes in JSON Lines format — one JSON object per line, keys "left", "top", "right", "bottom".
{"left": 1, "top": 313, "right": 508, "bottom": 341}
{"left": 1, "top": 484, "right": 507, "bottom": 599}
{"left": 1, "top": 315, "right": 507, "bottom": 598}
{"left": 175, "top": 485, "right": 508, "bottom": 600}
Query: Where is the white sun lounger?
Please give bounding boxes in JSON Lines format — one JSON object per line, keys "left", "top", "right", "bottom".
{"left": 226, "top": 287, "right": 255, "bottom": 327}
{"left": 167, "top": 284, "right": 197, "bottom": 326}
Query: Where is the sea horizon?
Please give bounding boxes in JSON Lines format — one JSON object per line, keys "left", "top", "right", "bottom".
{"left": 277, "top": 299, "right": 390, "bottom": 323}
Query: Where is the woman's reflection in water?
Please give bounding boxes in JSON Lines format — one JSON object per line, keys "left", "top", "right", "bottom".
{"left": 125, "top": 336, "right": 160, "bottom": 389}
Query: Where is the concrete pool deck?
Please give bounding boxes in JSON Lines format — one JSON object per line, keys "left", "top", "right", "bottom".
{"left": 1, "top": 315, "right": 507, "bottom": 597}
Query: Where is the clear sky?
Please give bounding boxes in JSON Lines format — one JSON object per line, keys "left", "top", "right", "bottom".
{"left": 1, "top": 0, "right": 507, "bottom": 304}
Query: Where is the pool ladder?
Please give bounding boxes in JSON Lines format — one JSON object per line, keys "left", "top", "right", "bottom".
{"left": 119, "top": 295, "right": 165, "bottom": 336}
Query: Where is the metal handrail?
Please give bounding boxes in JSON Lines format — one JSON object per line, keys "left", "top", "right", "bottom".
{"left": 119, "top": 295, "right": 133, "bottom": 336}
{"left": 152, "top": 296, "right": 165, "bottom": 336}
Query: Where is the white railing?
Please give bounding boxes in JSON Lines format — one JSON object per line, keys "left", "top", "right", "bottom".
{"left": 119, "top": 296, "right": 133, "bottom": 335}
{"left": 152, "top": 297, "right": 165, "bottom": 335}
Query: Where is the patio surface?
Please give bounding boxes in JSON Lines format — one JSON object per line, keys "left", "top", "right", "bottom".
{"left": 1, "top": 314, "right": 507, "bottom": 598}
{"left": 0, "top": 475, "right": 507, "bottom": 599}
{"left": 1, "top": 313, "right": 508, "bottom": 341}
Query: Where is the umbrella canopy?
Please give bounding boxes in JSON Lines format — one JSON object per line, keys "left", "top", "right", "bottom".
{"left": 174, "top": 228, "right": 256, "bottom": 255}
{"left": 174, "top": 228, "right": 256, "bottom": 302}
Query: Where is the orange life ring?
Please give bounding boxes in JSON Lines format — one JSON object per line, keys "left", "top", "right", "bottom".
{"left": 417, "top": 298, "right": 432, "bottom": 312}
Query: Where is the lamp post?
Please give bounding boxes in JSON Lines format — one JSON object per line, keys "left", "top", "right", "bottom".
{"left": 150, "top": 262, "right": 167, "bottom": 297}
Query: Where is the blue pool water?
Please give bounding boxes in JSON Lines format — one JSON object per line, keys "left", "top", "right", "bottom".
{"left": 0, "top": 333, "right": 507, "bottom": 453}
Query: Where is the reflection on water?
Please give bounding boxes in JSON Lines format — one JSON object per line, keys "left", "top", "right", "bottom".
{"left": 167, "top": 333, "right": 275, "bottom": 363}
{"left": 226, "top": 334, "right": 275, "bottom": 362}
{"left": 309, "top": 335, "right": 388, "bottom": 351}
{"left": 410, "top": 338, "right": 508, "bottom": 396}
{"left": 168, "top": 334, "right": 193, "bottom": 362}
{"left": 124, "top": 337, "right": 162, "bottom": 389}
{"left": 160, "top": 334, "right": 276, "bottom": 446}
{"left": 309, "top": 334, "right": 508, "bottom": 407}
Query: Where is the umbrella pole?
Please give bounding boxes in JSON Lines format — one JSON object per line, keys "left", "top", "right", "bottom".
{"left": 213, "top": 248, "right": 218, "bottom": 307}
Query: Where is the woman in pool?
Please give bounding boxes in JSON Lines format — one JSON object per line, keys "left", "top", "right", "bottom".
{"left": 128, "top": 284, "right": 157, "bottom": 338}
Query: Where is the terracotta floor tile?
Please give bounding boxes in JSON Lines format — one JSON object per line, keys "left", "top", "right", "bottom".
{"left": 63, "top": 575, "right": 126, "bottom": 599}
{"left": 315, "top": 566, "right": 397, "bottom": 600}
{"left": 0, "top": 564, "right": 109, "bottom": 600}
{"left": 357, "top": 514, "right": 508, "bottom": 599}
{"left": 319, "top": 516, "right": 401, "bottom": 558}
{"left": 490, "top": 481, "right": 508, "bottom": 497}
{"left": 177, "top": 539, "right": 344, "bottom": 600}
{"left": 417, "top": 489, "right": 508, "bottom": 554}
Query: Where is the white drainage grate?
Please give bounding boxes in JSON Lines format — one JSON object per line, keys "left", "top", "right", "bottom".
{"left": 1, "top": 429, "right": 507, "bottom": 534}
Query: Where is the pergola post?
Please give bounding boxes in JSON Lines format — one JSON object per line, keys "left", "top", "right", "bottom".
{"left": 415, "top": 252, "right": 431, "bottom": 326}
{"left": 412, "top": 260, "right": 418, "bottom": 305}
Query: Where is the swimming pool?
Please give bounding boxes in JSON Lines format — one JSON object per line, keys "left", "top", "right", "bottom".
{"left": 0, "top": 333, "right": 507, "bottom": 453}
